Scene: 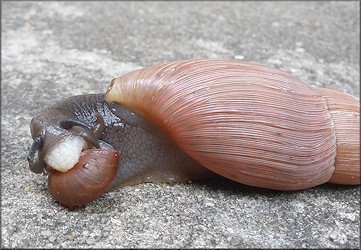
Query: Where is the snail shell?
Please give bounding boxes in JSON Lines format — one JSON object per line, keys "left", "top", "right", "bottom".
{"left": 105, "top": 59, "right": 360, "bottom": 190}
{"left": 316, "top": 87, "right": 359, "bottom": 185}
{"left": 48, "top": 149, "right": 120, "bottom": 208}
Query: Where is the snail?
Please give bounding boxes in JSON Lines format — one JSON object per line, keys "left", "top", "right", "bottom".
{"left": 27, "top": 59, "right": 360, "bottom": 208}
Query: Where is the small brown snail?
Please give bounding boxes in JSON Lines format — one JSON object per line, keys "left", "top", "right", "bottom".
{"left": 27, "top": 59, "right": 360, "bottom": 208}
{"left": 48, "top": 149, "right": 120, "bottom": 208}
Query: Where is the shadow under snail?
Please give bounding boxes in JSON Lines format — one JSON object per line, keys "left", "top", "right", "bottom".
{"left": 27, "top": 59, "right": 360, "bottom": 208}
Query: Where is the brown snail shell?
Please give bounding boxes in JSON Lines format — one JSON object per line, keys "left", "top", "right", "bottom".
{"left": 316, "top": 87, "right": 360, "bottom": 185}
{"left": 48, "top": 149, "right": 120, "bottom": 208}
{"left": 105, "top": 59, "right": 360, "bottom": 190}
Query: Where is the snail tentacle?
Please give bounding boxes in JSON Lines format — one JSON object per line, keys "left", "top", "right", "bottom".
{"left": 68, "top": 126, "right": 100, "bottom": 148}
{"left": 58, "top": 112, "right": 105, "bottom": 148}
{"left": 27, "top": 131, "right": 46, "bottom": 174}
{"left": 93, "top": 112, "right": 105, "bottom": 139}
{"left": 59, "top": 119, "right": 93, "bottom": 130}
{"left": 27, "top": 132, "right": 44, "bottom": 163}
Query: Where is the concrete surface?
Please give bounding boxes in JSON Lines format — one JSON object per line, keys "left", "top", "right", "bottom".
{"left": 1, "top": 1, "right": 360, "bottom": 248}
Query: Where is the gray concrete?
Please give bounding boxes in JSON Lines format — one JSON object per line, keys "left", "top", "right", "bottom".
{"left": 1, "top": 1, "right": 360, "bottom": 248}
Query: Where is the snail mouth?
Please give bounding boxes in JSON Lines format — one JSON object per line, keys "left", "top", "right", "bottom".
{"left": 27, "top": 114, "right": 109, "bottom": 175}
{"left": 27, "top": 130, "right": 93, "bottom": 175}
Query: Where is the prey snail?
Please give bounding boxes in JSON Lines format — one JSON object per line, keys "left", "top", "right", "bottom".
{"left": 27, "top": 59, "right": 360, "bottom": 208}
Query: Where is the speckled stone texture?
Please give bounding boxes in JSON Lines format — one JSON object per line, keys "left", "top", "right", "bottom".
{"left": 1, "top": 1, "right": 360, "bottom": 248}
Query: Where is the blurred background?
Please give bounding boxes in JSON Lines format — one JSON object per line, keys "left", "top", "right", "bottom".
{"left": 2, "top": 1, "right": 360, "bottom": 248}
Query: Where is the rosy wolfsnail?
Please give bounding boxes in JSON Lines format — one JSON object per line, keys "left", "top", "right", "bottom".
{"left": 27, "top": 59, "right": 360, "bottom": 207}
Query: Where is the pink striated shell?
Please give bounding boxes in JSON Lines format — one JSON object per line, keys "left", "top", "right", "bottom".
{"left": 105, "top": 59, "right": 359, "bottom": 190}
{"left": 316, "top": 87, "right": 360, "bottom": 185}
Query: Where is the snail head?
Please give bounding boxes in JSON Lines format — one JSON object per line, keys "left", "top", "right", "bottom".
{"left": 27, "top": 105, "right": 105, "bottom": 175}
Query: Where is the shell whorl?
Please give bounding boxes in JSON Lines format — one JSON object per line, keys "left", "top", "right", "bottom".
{"left": 315, "top": 87, "right": 360, "bottom": 185}
{"left": 105, "top": 59, "right": 359, "bottom": 190}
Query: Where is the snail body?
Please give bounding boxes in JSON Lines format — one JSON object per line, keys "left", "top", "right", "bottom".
{"left": 27, "top": 59, "right": 360, "bottom": 207}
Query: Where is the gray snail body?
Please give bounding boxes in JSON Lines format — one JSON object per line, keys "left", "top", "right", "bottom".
{"left": 27, "top": 59, "right": 360, "bottom": 208}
